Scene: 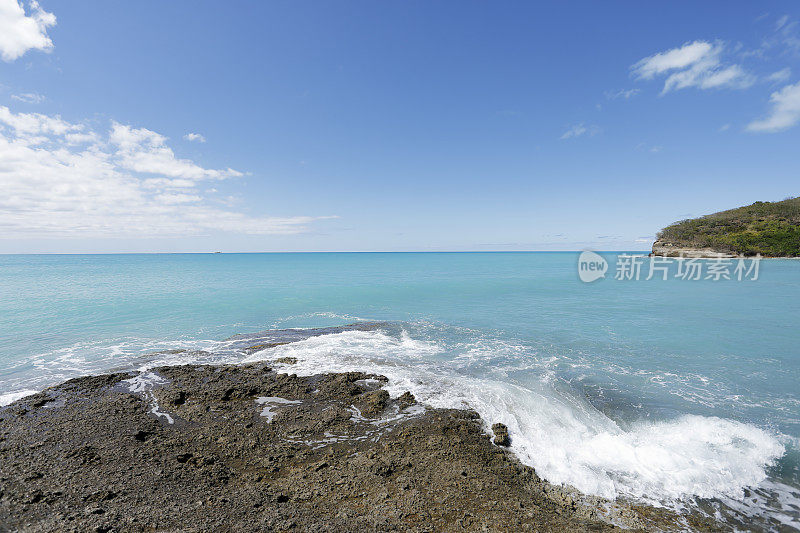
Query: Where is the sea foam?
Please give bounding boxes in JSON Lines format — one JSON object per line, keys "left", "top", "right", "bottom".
{"left": 0, "top": 389, "right": 38, "bottom": 407}
{"left": 241, "top": 329, "right": 786, "bottom": 506}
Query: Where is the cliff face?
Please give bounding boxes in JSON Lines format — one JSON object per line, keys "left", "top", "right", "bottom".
{"left": 653, "top": 197, "right": 800, "bottom": 257}
{"left": 651, "top": 240, "right": 736, "bottom": 258}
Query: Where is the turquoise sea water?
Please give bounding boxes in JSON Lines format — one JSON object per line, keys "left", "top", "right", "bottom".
{"left": 0, "top": 252, "right": 798, "bottom": 528}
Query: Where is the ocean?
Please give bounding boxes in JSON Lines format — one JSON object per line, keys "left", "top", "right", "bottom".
{"left": 0, "top": 252, "right": 798, "bottom": 529}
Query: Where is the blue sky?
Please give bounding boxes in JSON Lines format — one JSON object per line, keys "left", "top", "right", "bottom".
{"left": 1, "top": 1, "right": 799, "bottom": 253}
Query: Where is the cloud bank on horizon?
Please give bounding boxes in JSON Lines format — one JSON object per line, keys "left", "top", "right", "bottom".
{"left": 0, "top": 106, "right": 333, "bottom": 237}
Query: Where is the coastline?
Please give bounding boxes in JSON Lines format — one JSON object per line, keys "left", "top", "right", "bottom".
{"left": 650, "top": 240, "right": 799, "bottom": 259}
{"left": 0, "top": 361, "right": 714, "bottom": 532}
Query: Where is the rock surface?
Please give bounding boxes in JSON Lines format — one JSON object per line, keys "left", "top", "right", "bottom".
{"left": 491, "top": 423, "right": 510, "bottom": 447}
{"left": 651, "top": 240, "right": 737, "bottom": 258}
{"left": 0, "top": 364, "right": 720, "bottom": 532}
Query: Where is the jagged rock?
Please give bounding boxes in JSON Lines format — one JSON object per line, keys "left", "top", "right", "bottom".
{"left": 356, "top": 390, "right": 390, "bottom": 416}
{"left": 492, "top": 423, "right": 510, "bottom": 447}
{"left": 397, "top": 391, "right": 416, "bottom": 407}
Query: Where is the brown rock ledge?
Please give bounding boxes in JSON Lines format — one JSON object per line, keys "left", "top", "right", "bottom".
{"left": 651, "top": 240, "right": 738, "bottom": 258}
{"left": 0, "top": 364, "right": 720, "bottom": 532}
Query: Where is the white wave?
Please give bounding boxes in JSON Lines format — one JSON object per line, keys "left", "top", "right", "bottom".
{"left": 242, "top": 329, "right": 786, "bottom": 505}
{"left": 0, "top": 389, "right": 38, "bottom": 406}
{"left": 268, "top": 311, "right": 374, "bottom": 329}
{"left": 0, "top": 336, "right": 228, "bottom": 395}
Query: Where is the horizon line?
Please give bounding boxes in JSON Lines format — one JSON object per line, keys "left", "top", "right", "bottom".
{"left": 0, "top": 249, "right": 653, "bottom": 256}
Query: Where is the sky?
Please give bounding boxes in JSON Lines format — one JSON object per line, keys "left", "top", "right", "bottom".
{"left": 1, "top": 0, "right": 799, "bottom": 253}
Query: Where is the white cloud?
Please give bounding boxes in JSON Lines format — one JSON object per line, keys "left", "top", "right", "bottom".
{"left": 745, "top": 15, "right": 800, "bottom": 60}
{"left": 766, "top": 68, "right": 791, "bottom": 84}
{"left": 0, "top": 0, "right": 56, "bottom": 62}
{"left": 747, "top": 81, "right": 800, "bottom": 133}
{"left": 694, "top": 64, "right": 752, "bottom": 89}
{"left": 0, "top": 106, "right": 80, "bottom": 135}
{"left": 605, "top": 88, "right": 639, "bottom": 100}
{"left": 635, "top": 142, "right": 662, "bottom": 153}
{"left": 109, "top": 122, "right": 241, "bottom": 183}
{"left": 560, "top": 123, "right": 600, "bottom": 140}
{"left": 183, "top": 132, "right": 206, "bottom": 143}
{"left": 64, "top": 131, "right": 98, "bottom": 144}
{"left": 718, "top": 123, "right": 731, "bottom": 132}
{"left": 778, "top": 17, "right": 800, "bottom": 53}
{"left": 633, "top": 41, "right": 714, "bottom": 80}
{"left": 10, "top": 92, "right": 45, "bottom": 104}
{"left": 632, "top": 41, "right": 754, "bottom": 94}
{"left": 0, "top": 105, "right": 334, "bottom": 237}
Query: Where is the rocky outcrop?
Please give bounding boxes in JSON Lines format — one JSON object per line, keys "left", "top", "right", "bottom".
{"left": 651, "top": 240, "right": 737, "bottom": 258}
{"left": 492, "top": 423, "right": 510, "bottom": 447}
{"left": 0, "top": 364, "right": 717, "bottom": 532}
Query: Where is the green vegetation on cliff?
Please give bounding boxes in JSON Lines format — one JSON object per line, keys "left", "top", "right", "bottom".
{"left": 656, "top": 197, "right": 800, "bottom": 257}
